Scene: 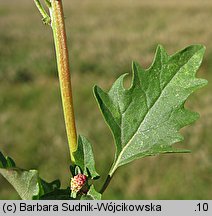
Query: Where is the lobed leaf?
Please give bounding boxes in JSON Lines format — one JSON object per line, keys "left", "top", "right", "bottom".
{"left": 94, "top": 45, "right": 207, "bottom": 175}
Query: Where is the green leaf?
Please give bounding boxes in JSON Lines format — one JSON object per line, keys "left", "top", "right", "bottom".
{"left": 0, "top": 151, "right": 8, "bottom": 168}
{"left": 0, "top": 167, "right": 41, "bottom": 200}
{"left": 6, "top": 157, "right": 16, "bottom": 168}
{"left": 39, "top": 179, "right": 61, "bottom": 195}
{"left": 94, "top": 45, "right": 207, "bottom": 175}
{"left": 73, "top": 135, "right": 99, "bottom": 179}
{"left": 0, "top": 152, "right": 16, "bottom": 168}
{"left": 0, "top": 151, "right": 64, "bottom": 200}
{"left": 39, "top": 188, "right": 72, "bottom": 200}
{"left": 81, "top": 185, "right": 102, "bottom": 200}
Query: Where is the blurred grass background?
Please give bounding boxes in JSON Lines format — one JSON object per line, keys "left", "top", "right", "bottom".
{"left": 0, "top": 0, "right": 211, "bottom": 199}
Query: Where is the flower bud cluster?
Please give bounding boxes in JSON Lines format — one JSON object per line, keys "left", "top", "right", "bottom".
{"left": 70, "top": 174, "right": 87, "bottom": 193}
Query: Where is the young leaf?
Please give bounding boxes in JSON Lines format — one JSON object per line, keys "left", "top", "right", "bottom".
{"left": 72, "top": 135, "right": 99, "bottom": 179}
{"left": 94, "top": 45, "right": 207, "bottom": 175}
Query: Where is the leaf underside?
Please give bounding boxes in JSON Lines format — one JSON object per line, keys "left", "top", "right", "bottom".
{"left": 94, "top": 44, "right": 207, "bottom": 175}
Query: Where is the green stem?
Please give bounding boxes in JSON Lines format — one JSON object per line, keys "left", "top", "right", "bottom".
{"left": 49, "top": 0, "right": 78, "bottom": 163}
{"left": 34, "top": 0, "right": 51, "bottom": 25}
{"left": 44, "top": 0, "right": 51, "bottom": 8}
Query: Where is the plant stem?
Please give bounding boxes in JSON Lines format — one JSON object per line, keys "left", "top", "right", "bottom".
{"left": 99, "top": 175, "right": 113, "bottom": 194}
{"left": 44, "top": 0, "right": 51, "bottom": 8}
{"left": 49, "top": 0, "right": 77, "bottom": 163}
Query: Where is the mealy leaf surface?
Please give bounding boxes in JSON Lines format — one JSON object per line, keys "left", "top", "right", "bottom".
{"left": 94, "top": 45, "right": 207, "bottom": 175}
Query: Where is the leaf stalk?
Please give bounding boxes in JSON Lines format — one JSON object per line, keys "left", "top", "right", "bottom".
{"left": 99, "top": 175, "right": 113, "bottom": 194}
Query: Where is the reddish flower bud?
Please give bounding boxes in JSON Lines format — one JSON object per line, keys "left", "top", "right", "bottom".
{"left": 70, "top": 174, "right": 87, "bottom": 193}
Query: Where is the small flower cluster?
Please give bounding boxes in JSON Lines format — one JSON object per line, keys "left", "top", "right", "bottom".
{"left": 70, "top": 174, "right": 87, "bottom": 193}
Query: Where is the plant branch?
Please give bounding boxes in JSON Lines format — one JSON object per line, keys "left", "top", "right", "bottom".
{"left": 44, "top": 0, "right": 51, "bottom": 8}
{"left": 34, "top": 0, "right": 51, "bottom": 25}
{"left": 49, "top": 0, "right": 78, "bottom": 163}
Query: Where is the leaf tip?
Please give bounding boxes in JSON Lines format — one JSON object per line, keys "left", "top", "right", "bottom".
{"left": 132, "top": 60, "right": 139, "bottom": 68}
{"left": 174, "top": 149, "right": 192, "bottom": 154}
{"left": 93, "top": 85, "right": 98, "bottom": 94}
{"left": 93, "top": 85, "right": 102, "bottom": 100}
{"left": 77, "top": 134, "right": 83, "bottom": 143}
{"left": 202, "top": 78, "right": 208, "bottom": 86}
{"left": 156, "top": 44, "right": 168, "bottom": 56}
{"left": 93, "top": 84, "right": 105, "bottom": 95}
{"left": 195, "top": 78, "right": 208, "bottom": 89}
{"left": 195, "top": 44, "right": 206, "bottom": 51}
{"left": 180, "top": 44, "right": 206, "bottom": 58}
{"left": 192, "top": 44, "right": 206, "bottom": 58}
{"left": 132, "top": 60, "right": 145, "bottom": 87}
{"left": 157, "top": 44, "right": 165, "bottom": 51}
